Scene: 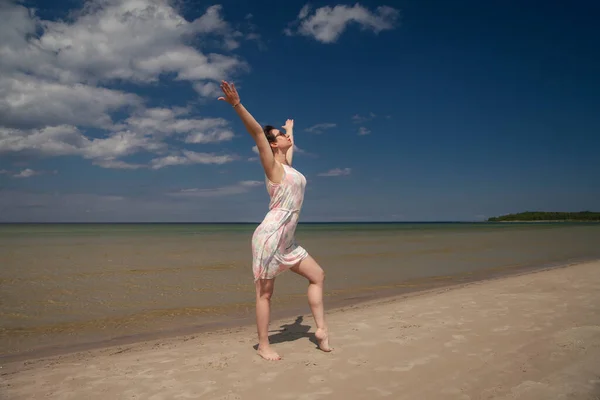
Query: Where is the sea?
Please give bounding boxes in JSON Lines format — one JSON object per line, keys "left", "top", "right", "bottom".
{"left": 1, "top": 222, "right": 599, "bottom": 361}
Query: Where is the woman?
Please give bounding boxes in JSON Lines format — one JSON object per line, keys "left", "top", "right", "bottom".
{"left": 218, "top": 81, "right": 332, "bottom": 361}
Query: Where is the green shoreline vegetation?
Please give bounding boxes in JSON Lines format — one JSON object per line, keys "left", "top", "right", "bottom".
{"left": 488, "top": 211, "right": 600, "bottom": 222}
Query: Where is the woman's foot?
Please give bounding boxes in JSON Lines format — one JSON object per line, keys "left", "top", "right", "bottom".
{"left": 315, "top": 328, "right": 332, "bottom": 352}
{"left": 257, "top": 345, "right": 281, "bottom": 361}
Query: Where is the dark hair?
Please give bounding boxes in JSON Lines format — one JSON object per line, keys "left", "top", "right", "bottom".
{"left": 263, "top": 125, "right": 277, "bottom": 142}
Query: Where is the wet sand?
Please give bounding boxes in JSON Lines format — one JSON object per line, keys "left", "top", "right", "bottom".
{"left": 2, "top": 260, "right": 599, "bottom": 399}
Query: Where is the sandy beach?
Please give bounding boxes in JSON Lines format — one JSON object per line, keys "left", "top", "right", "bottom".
{"left": 2, "top": 260, "right": 599, "bottom": 399}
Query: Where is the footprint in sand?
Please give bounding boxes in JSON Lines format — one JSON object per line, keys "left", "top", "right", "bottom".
{"left": 554, "top": 326, "right": 600, "bottom": 351}
{"left": 492, "top": 325, "right": 511, "bottom": 333}
{"left": 376, "top": 354, "right": 439, "bottom": 372}
{"left": 347, "top": 358, "right": 368, "bottom": 366}
{"left": 308, "top": 375, "right": 326, "bottom": 384}
{"left": 389, "top": 335, "right": 417, "bottom": 345}
{"left": 257, "top": 371, "right": 279, "bottom": 383}
{"left": 200, "top": 352, "right": 237, "bottom": 370}
{"left": 444, "top": 334, "right": 467, "bottom": 348}
{"left": 353, "top": 322, "right": 372, "bottom": 330}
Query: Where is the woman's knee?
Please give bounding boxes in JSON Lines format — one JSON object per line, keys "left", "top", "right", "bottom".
{"left": 312, "top": 267, "right": 325, "bottom": 285}
{"left": 258, "top": 291, "right": 273, "bottom": 301}
{"left": 256, "top": 280, "right": 275, "bottom": 301}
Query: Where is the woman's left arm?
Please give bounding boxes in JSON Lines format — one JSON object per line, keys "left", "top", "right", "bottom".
{"left": 283, "top": 119, "right": 294, "bottom": 166}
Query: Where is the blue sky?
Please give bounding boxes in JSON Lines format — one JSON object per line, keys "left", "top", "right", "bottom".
{"left": 0, "top": 0, "right": 598, "bottom": 222}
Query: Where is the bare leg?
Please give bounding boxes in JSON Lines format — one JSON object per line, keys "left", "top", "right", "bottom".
{"left": 255, "top": 279, "right": 281, "bottom": 360}
{"left": 291, "top": 255, "right": 332, "bottom": 352}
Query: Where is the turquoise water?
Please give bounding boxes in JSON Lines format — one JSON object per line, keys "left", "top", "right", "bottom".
{"left": 1, "top": 222, "right": 599, "bottom": 359}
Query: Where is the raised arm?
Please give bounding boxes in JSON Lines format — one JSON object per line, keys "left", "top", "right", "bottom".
{"left": 218, "top": 81, "right": 283, "bottom": 183}
{"left": 282, "top": 119, "right": 294, "bottom": 166}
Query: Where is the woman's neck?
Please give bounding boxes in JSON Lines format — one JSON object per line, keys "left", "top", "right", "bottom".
{"left": 274, "top": 151, "right": 288, "bottom": 165}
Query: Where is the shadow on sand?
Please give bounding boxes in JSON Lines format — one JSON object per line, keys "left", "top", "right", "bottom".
{"left": 252, "top": 316, "right": 318, "bottom": 350}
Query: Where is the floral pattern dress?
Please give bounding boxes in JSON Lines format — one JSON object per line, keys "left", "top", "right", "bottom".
{"left": 252, "top": 164, "right": 308, "bottom": 281}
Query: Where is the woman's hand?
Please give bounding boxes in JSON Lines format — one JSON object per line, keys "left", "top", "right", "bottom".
{"left": 218, "top": 81, "right": 240, "bottom": 106}
{"left": 282, "top": 119, "right": 294, "bottom": 131}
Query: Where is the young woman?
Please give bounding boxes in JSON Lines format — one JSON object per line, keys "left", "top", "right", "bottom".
{"left": 218, "top": 81, "right": 332, "bottom": 361}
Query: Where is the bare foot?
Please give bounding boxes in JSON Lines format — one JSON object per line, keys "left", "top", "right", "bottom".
{"left": 315, "top": 328, "right": 332, "bottom": 352}
{"left": 257, "top": 346, "right": 281, "bottom": 361}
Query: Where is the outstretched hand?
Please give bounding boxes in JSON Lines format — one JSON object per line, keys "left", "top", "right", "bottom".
{"left": 282, "top": 119, "right": 294, "bottom": 130}
{"left": 218, "top": 81, "right": 240, "bottom": 106}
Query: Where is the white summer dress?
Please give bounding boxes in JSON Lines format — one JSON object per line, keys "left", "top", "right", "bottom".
{"left": 251, "top": 164, "right": 309, "bottom": 281}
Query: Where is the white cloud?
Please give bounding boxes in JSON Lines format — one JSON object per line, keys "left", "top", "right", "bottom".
{"left": 293, "top": 144, "right": 306, "bottom": 154}
{"left": 193, "top": 81, "right": 222, "bottom": 97}
{"left": 0, "top": 125, "right": 164, "bottom": 161}
{"left": 0, "top": 125, "right": 88, "bottom": 156}
{"left": 0, "top": 2, "right": 246, "bottom": 85}
{"left": 0, "top": 73, "right": 141, "bottom": 130}
{"left": 0, "top": 0, "right": 248, "bottom": 170}
{"left": 168, "top": 180, "right": 263, "bottom": 197}
{"left": 298, "top": 5, "right": 312, "bottom": 20}
{"left": 0, "top": 168, "right": 57, "bottom": 178}
{"left": 185, "top": 130, "right": 235, "bottom": 144}
{"left": 286, "top": 4, "right": 399, "bottom": 43}
{"left": 124, "top": 109, "right": 235, "bottom": 144}
{"left": 358, "top": 126, "right": 371, "bottom": 135}
{"left": 151, "top": 150, "right": 236, "bottom": 169}
{"left": 13, "top": 168, "right": 38, "bottom": 178}
{"left": 305, "top": 123, "right": 337, "bottom": 134}
{"left": 352, "top": 112, "right": 376, "bottom": 124}
{"left": 318, "top": 167, "right": 351, "bottom": 177}
{"left": 92, "top": 159, "right": 146, "bottom": 170}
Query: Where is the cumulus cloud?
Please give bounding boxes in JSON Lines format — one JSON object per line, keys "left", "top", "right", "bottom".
{"left": 305, "top": 123, "right": 337, "bottom": 134}
{"left": 0, "top": 125, "right": 165, "bottom": 163}
{"left": 0, "top": 0, "right": 248, "bottom": 170}
{"left": 124, "top": 108, "right": 235, "bottom": 144}
{"left": 0, "top": 74, "right": 142, "bottom": 130}
{"left": 0, "top": 2, "right": 246, "bottom": 85}
{"left": 318, "top": 167, "right": 351, "bottom": 177}
{"left": 285, "top": 3, "right": 400, "bottom": 43}
{"left": 151, "top": 150, "right": 236, "bottom": 169}
{"left": 168, "top": 180, "right": 263, "bottom": 197}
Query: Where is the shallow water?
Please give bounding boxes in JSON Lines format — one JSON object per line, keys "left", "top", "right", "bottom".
{"left": 1, "top": 222, "right": 599, "bottom": 358}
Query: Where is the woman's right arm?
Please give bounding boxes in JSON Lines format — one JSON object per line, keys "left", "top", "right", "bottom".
{"left": 218, "top": 81, "right": 282, "bottom": 182}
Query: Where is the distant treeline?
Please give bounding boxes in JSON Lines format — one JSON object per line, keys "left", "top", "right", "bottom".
{"left": 488, "top": 211, "right": 600, "bottom": 222}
